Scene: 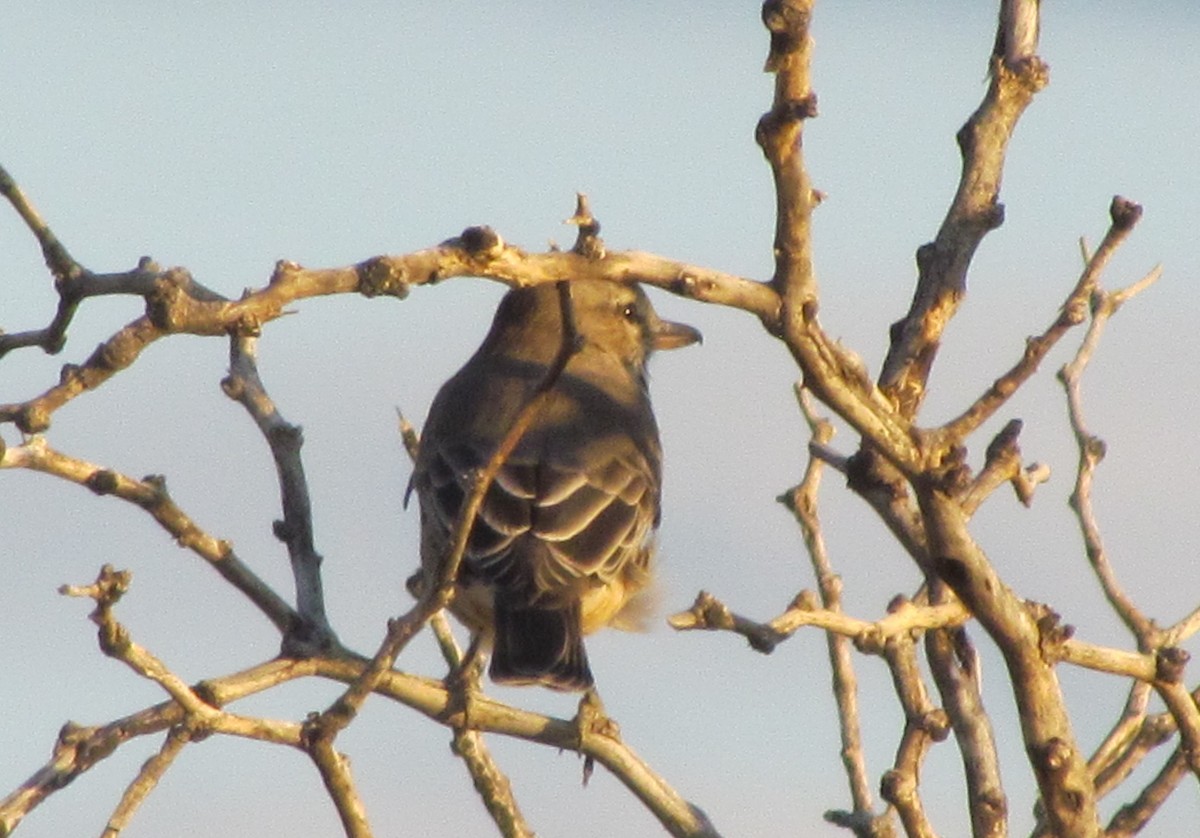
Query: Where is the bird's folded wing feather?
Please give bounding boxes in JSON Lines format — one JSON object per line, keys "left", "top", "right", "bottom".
{"left": 418, "top": 438, "right": 655, "bottom": 600}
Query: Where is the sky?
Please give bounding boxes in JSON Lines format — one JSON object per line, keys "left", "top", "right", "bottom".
{"left": 2, "top": 2, "right": 1198, "bottom": 836}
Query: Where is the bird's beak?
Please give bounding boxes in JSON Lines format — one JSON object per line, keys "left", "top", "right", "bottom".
{"left": 651, "top": 318, "right": 702, "bottom": 351}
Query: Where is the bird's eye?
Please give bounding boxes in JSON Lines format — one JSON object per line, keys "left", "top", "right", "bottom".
{"left": 621, "top": 303, "right": 637, "bottom": 320}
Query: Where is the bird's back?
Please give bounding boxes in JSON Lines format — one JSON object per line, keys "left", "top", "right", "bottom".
{"left": 415, "top": 346, "right": 661, "bottom": 604}
{"left": 411, "top": 279, "right": 695, "bottom": 690}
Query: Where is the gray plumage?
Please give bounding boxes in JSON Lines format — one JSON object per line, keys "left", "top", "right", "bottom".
{"left": 409, "top": 279, "right": 699, "bottom": 691}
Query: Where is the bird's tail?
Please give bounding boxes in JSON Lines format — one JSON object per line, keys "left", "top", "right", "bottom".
{"left": 489, "top": 597, "right": 594, "bottom": 692}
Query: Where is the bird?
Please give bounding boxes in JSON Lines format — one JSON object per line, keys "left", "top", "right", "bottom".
{"left": 407, "top": 278, "right": 700, "bottom": 691}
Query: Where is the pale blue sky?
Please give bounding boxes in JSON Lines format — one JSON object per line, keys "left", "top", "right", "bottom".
{"left": 3, "top": 3, "right": 1198, "bottom": 836}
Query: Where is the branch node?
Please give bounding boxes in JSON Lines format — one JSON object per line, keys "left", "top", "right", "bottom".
{"left": 1083, "top": 435, "right": 1107, "bottom": 463}
{"left": 355, "top": 255, "right": 411, "bottom": 298}
{"left": 141, "top": 474, "right": 169, "bottom": 504}
{"left": 754, "top": 94, "right": 819, "bottom": 147}
{"left": 1154, "top": 647, "right": 1189, "bottom": 684}
{"left": 86, "top": 469, "right": 121, "bottom": 496}
{"left": 566, "top": 194, "right": 605, "bottom": 259}
{"left": 1109, "top": 195, "right": 1143, "bottom": 231}
{"left": 1032, "top": 603, "right": 1076, "bottom": 662}
{"left": 761, "top": 0, "right": 810, "bottom": 72}
{"left": 272, "top": 518, "right": 294, "bottom": 542}
{"left": 57, "top": 362, "right": 82, "bottom": 387}
{"left": 789, "top": 589, "right": 820, "bottom": 612}
{"left": 668, "top": 590, "right": 732, "bottom": 631}
{"left": 15, "top": 402, "right": 51, "bottom": 434}
{"left": 985, "top": 202, "right": 1006, "bottom": 230}
{"left": 458, "top": 225, "right": 505, "bottom": 258}
{"left": 922, "top": 708, "right": 952, "bottom": 742}
{"left": 1032, "top": 736, "right": 1074, "bottom": 773}
{"left": 879, "top": 768, "right": 913, "bottom": 806}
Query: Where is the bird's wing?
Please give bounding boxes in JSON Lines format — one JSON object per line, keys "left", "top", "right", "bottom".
{"left": 417, "top": 437, "right": 656, "bottom": 605}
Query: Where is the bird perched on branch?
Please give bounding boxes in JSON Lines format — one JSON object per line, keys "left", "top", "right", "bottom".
{"left": 408, "top": 279, "right": 700, "bottom": 691}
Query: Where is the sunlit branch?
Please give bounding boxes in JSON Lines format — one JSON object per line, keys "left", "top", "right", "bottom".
{"left": 3, "top": 438, "right": 298, "bottom": 634}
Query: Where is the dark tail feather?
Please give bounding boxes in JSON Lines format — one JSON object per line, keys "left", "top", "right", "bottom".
{"left": 490, "top": 598, "right": 593, "bottom": 691}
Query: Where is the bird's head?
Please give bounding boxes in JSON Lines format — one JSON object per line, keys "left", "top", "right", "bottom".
{"left": 486, "top": 280, "right": 701, "bottom": 372}
{"left": 575, "top": 280, "right": 701, "bottom": 369}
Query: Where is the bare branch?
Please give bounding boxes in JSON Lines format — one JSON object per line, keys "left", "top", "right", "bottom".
{"left": 942, "top": 198, "right": 1154, "bottom": 443}
{"left": 917, "top": 488, "right": 1101, "bottom": 836}
{"left": 430, "top": 614, "right": 534, "bottom": 838}
{"left": 57, "top": 566, "right": 377, "bottom": 837}
{"left": 60, "top": 566, "right": 304, "bottom": 747}
{"left": 1090, "top": 683, "right": 1154, "bottom": 796}
{"left": 307, "top": 738, "right": 372, "bottom": 838}
{"left": 667, "top": 590, "right": 787, "bottom": 653}
{"left": 1057, "top": 263, "right": 1163, "bottom": 641}
{"left": 782, "top": 387, "right": 891, "bottom": 834}
{"left": 450, "top": 729, "right": 534, "bottom": 838}
{"left": 879, "top": 634, "right": 946, "bottom": 838}
{"left": 757, "top": 1, "right": 924, "bottom": 478}
{"left": 1165, "top": 606, "right": 1200, "bottom": 647}
{"left": 0, "top": 162, "right": 87, "bottom": 356}
{"left": 1105, "top": 746, "right": 1192, "bottom": 838}
{"left": 958, "top": 418, "right": 1051, "bottom": 515}
{"left": 290, "top": 659, "right": 720, "bottom": 838}
{"left": 1, "top": 164, "right": 774, "bottom": 442}
{"left": 669, "top": 589, "right": 970, "bottom": 655}
{"left": 994, "top": 0, "right": 1041, "bottom": 68}
{"left": 1150, "top": 670, "right": 1200, "bottom": 779}
{"left": 0, "top": 186, "right": 779, "bottom": 372}
{"left": 880, "top": 2, "right": 1049, "bottom": 419}
{"left": 4, "top": 438, "right": 299, "bottom": 634}
{"left": 1055, "top": 640, "right": 1156, "bottom": 682}
{"left": 925, "top": 613, "right": 1008, "bottom": 838}
{"left": 6, "top": 609, "right": 716, "bottom": 838}
{"left": 2, "top": 715, "right": 170, "bottom": 834}
{"left": 222, "top": 334, "right": 339, "bottom": 655}
{"left": 1, "top": 315, "right": 166, "bottom": 432}
{"left": 759, "top": 0, "right": 819, "bottom": 307}
{"left": 100, "top": 727, "right": 190, "bottom": 838}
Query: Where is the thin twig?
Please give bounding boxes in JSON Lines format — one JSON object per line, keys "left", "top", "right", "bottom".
{"left": 879, "top": 634, "right": 945, "bottom": 838}
{"left": 308, "top": 738, "right": 372, "bottom": 838}
{"left": 430, "top": 614, "right": 534, "bottom": 838}
{"left": 1105, "top": 746, "right": 1191, "bottom": 838}
{"left": 0, "top": 315, "right": 166, "bottom": 431}
{"left": 668, "top": 589, "right": 970, "bottom": 655}
{"left": 784, "top": 387, "right": 888, "bottom": 832}
{"left": 924, "top": 583, "right": 1007, "bottom": 838}
{"left": 60, "top": 566, "right": 304, "bottom": 746}
{"left": 223, "top": 334, "right": 339, "bottom": 655}
{"left": 958, "top": 419, "right": 1051, "bottom": 515}
{"left": 55, "top": 567, "right": 374, "bottom": 837}
{"left": 1057, "top": 264, "right": 1163, "bottom": 642}
{"left": 3, "top": 437, "right": 299, "bottom": 634}
{"left": 942, "top": 199, "right": 1152, "bottom": 444}
{"left": 1090, "top": 682, "right": 1154, "bottom": 796}
{"left": 100, "top": 727, "right": 190, "bottom": 838}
